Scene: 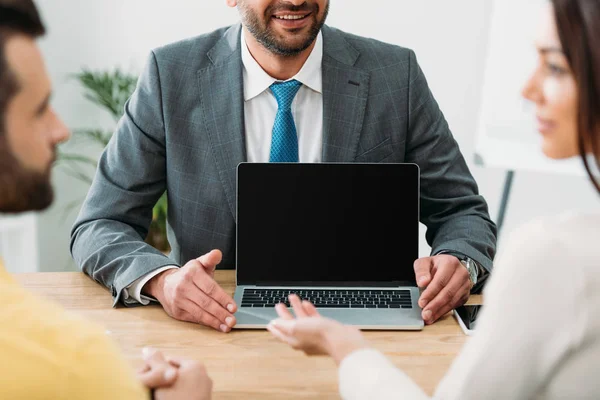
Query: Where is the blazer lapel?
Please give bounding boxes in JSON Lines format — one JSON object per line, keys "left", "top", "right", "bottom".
{"left": 198, "top": 24, "right": 246, "bottom": 220}
{"left": 321, "top": 25, "right": 370, "bottom": 162}
{"left": 197, "top": 24, "right": 370, "bottom": 217}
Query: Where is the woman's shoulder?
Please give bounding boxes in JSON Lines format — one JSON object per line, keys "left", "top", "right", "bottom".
{"left": 506, "top": 211, "right": 598, "bottom": 251}
{"left": 495, "top": 211, "right": 599, "bottom": 278}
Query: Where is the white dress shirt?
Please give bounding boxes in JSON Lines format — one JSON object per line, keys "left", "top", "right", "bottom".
{"left": 338, "top": 211, "right": 600, "bottom": 400}
{"left": 122, "top": 30, "right": 324, "bottom": 305}
{"left": 242, "top": 30, "right": 323, "bottom": 163}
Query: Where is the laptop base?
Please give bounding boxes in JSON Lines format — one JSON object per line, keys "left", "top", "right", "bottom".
{"left": 232, "top": 286, "right": 424, "bottom": 331}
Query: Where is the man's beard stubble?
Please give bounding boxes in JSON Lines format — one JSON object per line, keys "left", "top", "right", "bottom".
{"left": 0, "top": 135, "right": 54, "bottom": 213}
{"left": 240, "top": 1, "right": 329, "bottom": 57}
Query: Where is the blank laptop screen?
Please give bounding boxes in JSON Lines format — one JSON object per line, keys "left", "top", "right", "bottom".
{"left": 236, "top": 163, "right": 419, "bottom": 286}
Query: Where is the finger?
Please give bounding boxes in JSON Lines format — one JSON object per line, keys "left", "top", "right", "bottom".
{"left": 302, "top": 300, "right": 320, "bottom": 317}
{"left": 424, "top": 302, "right": 453, "bottom": 326}
{"left": 418, "top": 262, "right": 454, "bottom": 308}
{"left": 138, "top": 349, "right": 178, "bottom": 389}
{"left": 138, "top": 363, "right": 151, "bottom": 374}
{"left": 165, "top": 358, "right": 182, "bottom": 368}
{"left": 180, "top": 298, "right": 230, "bottom": 333}
{"left": 138, "top": 365, "right": 178, "bottom": 389}
{"left": 289, "top": 295, "right": 308, "bottom": 318}
{"left": 165, "top": 357, "right": 202, "bottom": 370}
{"left": 268, "top": 319, "right": 297, "bottom": 336}
{"left": 267, "top": 323, "right": 299, "bottom": 347}
{"left": 422, "top": 267, "right": 468, "bottom": 320}
{"left": 187, "top": 288, "right": 236, "bottom": 328}
{"left": 191, "top": 267, "right": 237, "bottom": 313}
{"left": 267, "top": 322, "right": 287, "bottom": 341}
{"left": 414, "top": 257, "right": 433, "bottom": 288}
{"left": 142, "top": 347, "right": 166, "bottom": 362}
{"left": 275, "top": 303, "right": 295, "bottom": 320}
{"left": 197, "top": 249, "right": 223, "bottom": 275}
{"left": 425, "top": 281, "right": 471, "bottom": 325}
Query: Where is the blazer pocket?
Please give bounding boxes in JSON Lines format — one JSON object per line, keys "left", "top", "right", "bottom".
{"left": 355, "top": 137, "right": 394, "bottom": 163}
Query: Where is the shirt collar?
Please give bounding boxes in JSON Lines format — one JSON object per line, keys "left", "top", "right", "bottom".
{"left": 241, "top": 29, "right": 323, "bottom": 102}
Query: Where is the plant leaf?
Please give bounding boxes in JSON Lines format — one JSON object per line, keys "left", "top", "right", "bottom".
{"left": 60, "top": 164, "right": 94, "bottom": 185}
{"left": 56, "top": 153, "right": 98, "bottom": 168}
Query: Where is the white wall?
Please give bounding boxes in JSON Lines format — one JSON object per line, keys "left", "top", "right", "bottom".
{"left": 32, "top": 0, "right": 598, "bottom": 273}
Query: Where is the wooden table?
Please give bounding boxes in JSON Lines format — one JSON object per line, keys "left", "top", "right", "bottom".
{"left": 16, "top": 271, "right": 481, "bottom": 399}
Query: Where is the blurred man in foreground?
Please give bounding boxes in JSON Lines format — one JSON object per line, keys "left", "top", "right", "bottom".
{"left": 0, "top": 1, "right": 211, "bottom": 398}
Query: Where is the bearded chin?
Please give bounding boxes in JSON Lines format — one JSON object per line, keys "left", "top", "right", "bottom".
{"left": 241, "top": 2, "right": 329, "bottom": 57}
{"left": 0, "top": 148, "right": 54, "bottom": 213}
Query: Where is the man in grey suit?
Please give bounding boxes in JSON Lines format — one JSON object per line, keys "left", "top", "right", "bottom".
{"left": 71, "top": 0, "right": 496, "bottom": 332}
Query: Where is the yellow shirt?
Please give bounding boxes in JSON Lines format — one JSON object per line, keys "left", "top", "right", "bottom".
{"left": 0, "top": 261, "right": 148, "bottom": 400}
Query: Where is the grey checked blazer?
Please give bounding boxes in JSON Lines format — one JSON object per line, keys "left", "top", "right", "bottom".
{"left": 71, "top": 24, "right": 497, "bottom": 306}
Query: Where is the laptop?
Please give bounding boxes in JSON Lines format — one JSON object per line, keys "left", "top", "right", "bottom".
{"left": 233, "top": 163, "right": 423, "bottom": 330}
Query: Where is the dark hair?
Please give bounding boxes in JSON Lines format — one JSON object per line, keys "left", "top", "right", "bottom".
{"left": 552, "top": 0, "right": 600, "bottom": 194}
{"left": 0, "top": 0, "right": 46, "bottom": 136}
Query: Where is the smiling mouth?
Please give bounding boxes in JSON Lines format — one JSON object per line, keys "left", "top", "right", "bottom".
{"left": 272, "top": 13, "right": 311, "bottom": 21}
{"left": 537, "top": 117, "right": 556, "bottom": 134}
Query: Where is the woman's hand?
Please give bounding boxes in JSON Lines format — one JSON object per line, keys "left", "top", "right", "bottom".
{"left": 267, "top": 294, "right": 369, "bottom": 365}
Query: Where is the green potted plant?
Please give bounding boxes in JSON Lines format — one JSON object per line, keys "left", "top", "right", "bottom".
{"left": 58, "top": 68, "right": 170, "bottom": 253}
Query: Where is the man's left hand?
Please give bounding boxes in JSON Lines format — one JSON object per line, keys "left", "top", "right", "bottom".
{"left": 414, "top": 255, "right": 472, "bottom": 325}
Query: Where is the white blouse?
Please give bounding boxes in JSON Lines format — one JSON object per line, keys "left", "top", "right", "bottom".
{"left": 339, "top": 212, "right": 600, "bottom": 400}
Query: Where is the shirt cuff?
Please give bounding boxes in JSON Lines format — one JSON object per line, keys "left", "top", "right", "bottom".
{"left": 121, "top": 266, "right": 179, "bottom": 306}
{"left": 338, "top": 348, "right": 428, "bottom": 400}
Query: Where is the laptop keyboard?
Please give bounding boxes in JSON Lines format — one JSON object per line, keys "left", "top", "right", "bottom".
{"left": 241, "top": 289, "right": 413, "bottom": 309}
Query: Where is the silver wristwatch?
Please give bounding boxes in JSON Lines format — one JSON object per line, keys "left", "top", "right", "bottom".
{"left": 459, "top": 257, "right": 478, "bottom": 286}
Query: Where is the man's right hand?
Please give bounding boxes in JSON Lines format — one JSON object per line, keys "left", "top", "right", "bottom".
{"left": 143, "top": 250, "right": 237, "bottom": 332}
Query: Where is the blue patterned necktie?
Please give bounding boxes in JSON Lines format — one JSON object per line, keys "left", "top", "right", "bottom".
{"left": 269, "top": 80, "right": 303, "bottom": 163}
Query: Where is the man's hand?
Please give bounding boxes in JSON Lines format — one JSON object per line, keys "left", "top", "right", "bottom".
{"left": 137, "top": 348, "right": 212, "bottom": 400}
{"left": 414, "top": 255, "right": 472, "bottom": 325}
{"left": 143, "top": 250, "right": 237, "bottom": 332}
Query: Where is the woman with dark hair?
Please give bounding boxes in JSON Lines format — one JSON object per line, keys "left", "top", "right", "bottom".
{"left": 267, "top": 1, "right": 600, "bottom": 398}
